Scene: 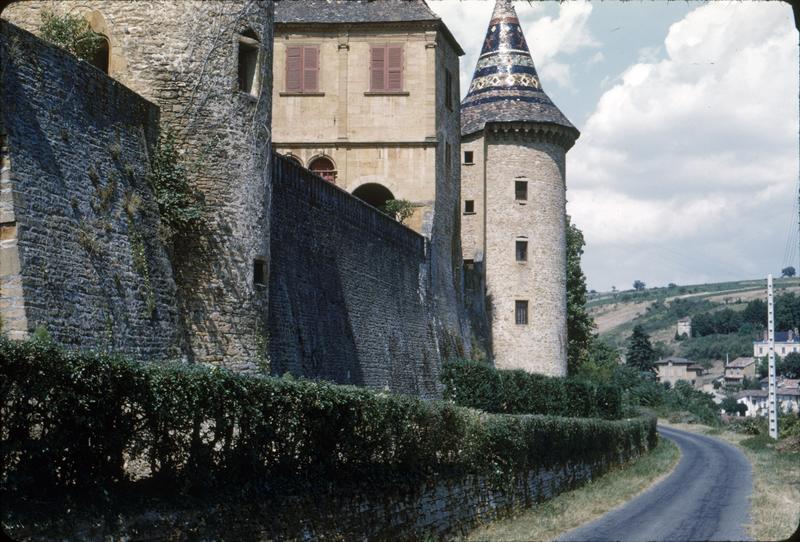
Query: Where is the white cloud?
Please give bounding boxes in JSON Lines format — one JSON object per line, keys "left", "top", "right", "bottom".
{"left": 567, "top": 2, "right": 798, "bottom": 289}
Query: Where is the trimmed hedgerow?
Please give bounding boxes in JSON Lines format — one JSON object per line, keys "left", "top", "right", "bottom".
{"left": 0, "top": 339, "right": 652, "bottom": 499}
{"left": 442, "top": 359, "right": 624, "bottom": 419}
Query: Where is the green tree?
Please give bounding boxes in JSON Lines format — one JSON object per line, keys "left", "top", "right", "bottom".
{"left": 566, "top": 217, "right": 595, "bottom": 375}
{"left": 575, "top": 339, "right": 620, "bottom": 383}
{"left": 741, "top": 299, "right": 767, "bottom": 327}
{"left": 782, "top": 266, "right": 796, "bottom": 278}
{"left": 381, "top": 199, "right": 415, "bottom": 224}
{"left": 633, "top": 280, "right": 646, "bottom": 291}
{"left": 783, "top": 352, "right": 800, "bottom": 379}
{"left": 721, "top": 396, "right": 740, "bottom": 415}
{"left": 626, "top": 325, "right": 656, "bottom": 373}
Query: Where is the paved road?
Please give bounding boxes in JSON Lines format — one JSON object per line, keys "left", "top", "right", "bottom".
{"left": 559, "top": 426, "right": 752, "bottom": 542}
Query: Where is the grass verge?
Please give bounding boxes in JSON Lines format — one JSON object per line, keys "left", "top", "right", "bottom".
{"left": 660, "top": 420, "right": 800, "bottom": 541}
{"left": 465, "top": 436, "right": 680, "bottom": 542}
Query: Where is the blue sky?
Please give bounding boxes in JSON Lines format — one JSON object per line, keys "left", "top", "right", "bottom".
{"left": 430, "top": 0, "right": 799, "bottom": 291}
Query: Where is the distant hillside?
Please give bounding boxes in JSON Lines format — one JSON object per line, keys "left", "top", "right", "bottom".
{"left": 589, "top": 277, "right": 800, "bottom": 352}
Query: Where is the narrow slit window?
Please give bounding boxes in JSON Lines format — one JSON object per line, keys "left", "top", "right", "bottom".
{"left": 464, "top": 200, "right": 475, "bottom": 214}
{"left": 516, "top": 240, "right": 528, "bottom": 262}
{"left": 445, "top": 69, "right": 453, "bottom": 110}
{"left": 515, "top": 180, "right": 528, "bottom": 201}
{"left": 253, "top": 258, "right": 267, "bottom": 287}
{"left": 515, "top": 300, "right": 529, "bottom": 325}
{"left": 464, "top": 259, "right": 476, "bottom": 292}
{"left": 464, "top": 151, "right": 474, "bottom": 164}
{"left": 238, "top": 31, "right": 261, "bottom": 96}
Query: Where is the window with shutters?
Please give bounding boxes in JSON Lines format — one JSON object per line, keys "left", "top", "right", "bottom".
{"left": 369, "top": 44, "right": 404, "bottom": 93}
{"left": 515, "top": 300, "right": 529, "bottom": 325}
{"left": 285, "top": 45, "right": 320, "bottom": 93}
{"left": 238, "top": 30, "right": 261, "bottom": 96}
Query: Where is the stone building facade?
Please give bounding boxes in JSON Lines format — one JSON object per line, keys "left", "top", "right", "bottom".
{"left": 272, "top": 0, "right": 469, "bottom": 359}
{"left": 460, "top": 0, "right": 579, "bottom": 375}
{"left": 4, "top": 1, "right": 274, "bottom": 369}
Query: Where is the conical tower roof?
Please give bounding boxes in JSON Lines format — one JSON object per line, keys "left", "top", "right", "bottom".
{"left": 461, "top": 0, "right": 578, "bottom": 140}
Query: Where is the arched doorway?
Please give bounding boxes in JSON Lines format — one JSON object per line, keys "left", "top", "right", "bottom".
{"left": 284, "top": 153, "right": 302, "bottom": 167}
{"left": 90, "top": 35, "right": 110, "bottom": 73}
{"left": 352, "top": 183, "right": 394, "bottom": 210}
{"left": 309, "top": 156, "right": 337, "bottom": 183}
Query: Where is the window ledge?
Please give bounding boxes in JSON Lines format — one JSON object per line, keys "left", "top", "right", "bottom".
{"left": 280, "top": 92, "right": 325, "bottom": 97}
{"left": 464, "top": 162, "right": 475, "bottom": 166}
{"left": 516, "top": 201, "right": 528, "bottom": 205}
{"left": 463, "top": 211, "right": 476, "bottom": 216}
{"left": 364, "top": 91, "right": 410, "bottom": 96}
{"left": 239, "top": 92, "right": 259, "bottom": 102}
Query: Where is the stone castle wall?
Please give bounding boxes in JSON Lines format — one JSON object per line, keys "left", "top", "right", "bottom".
{"left": 269, "top": 154, "right": 442, "bottom": 397}
{"left": 0, "top": 21, "right": 181, "bottom": 358}
{"left": 4, "top": 1, "right": 275, "bottom": 370}
{"left": 484, "top": 126, "right": 569, "bottom": 376}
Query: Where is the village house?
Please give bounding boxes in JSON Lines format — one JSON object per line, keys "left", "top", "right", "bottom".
{"left": 735, "top": 386, "right": 800, "bottom": 417}
{"left": 653, "top": 356, "right": 705, "bottom": 387}
{"left": 676, "top": 317, "right": 691, "bottom": 338}
{"left": 724, "top": 356, "right": 757, "bottom": 388}
{"left": 753, "top": 329, "right": 800, "bottom": 358}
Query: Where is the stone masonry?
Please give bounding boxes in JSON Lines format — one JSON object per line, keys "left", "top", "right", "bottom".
{"left": 0, "top": 21, "right": 181, "bottom": 357}
{"left": 4, "top": 1, "right": 274, "bottom": 369}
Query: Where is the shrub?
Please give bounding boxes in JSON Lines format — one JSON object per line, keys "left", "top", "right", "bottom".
{"left": 0, "top": 339, "right": 655, "bottom": 501}
{"left": 39, "top": 9, "right": 104, "bottom": 61}
{"left": 441, "top": 359, "right": 623, "bottom": 420}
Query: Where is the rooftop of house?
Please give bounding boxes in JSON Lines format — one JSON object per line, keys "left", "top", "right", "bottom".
{"left": 688, "top": 364, "right": 705, "bottom": 372}
{"left": 737, "top": 388, "right": 800, "bottom": 399}
{"left": 460, "top": 0, "right": 578, "bottom": 138}
{"left": 654, "top": 356, "right": 693, "bottom": 365}
{"left": 754, "top": 331, "right": 799, "bottom": 343}
{"left": 274, "top": 0, "right": 464, "bottom": 55}
{"left": 728, "top": 357, "right": 756, "bottom": 369}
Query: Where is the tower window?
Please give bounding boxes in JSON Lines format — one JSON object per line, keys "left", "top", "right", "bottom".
{"left": 238, "top": 30, "right": 261, "bottom": 96}
{"left": 370, "top": 44, "right": 404, "bottom": 92}
{"left": 90, "top": 35, "right": 110, "bottom": 73}
{"left": 445, "top": 69, "right": 453, "bottom": 110}
{"left": 464, "top": 200, "right": 475, "bottom": 214}
{"left": 464, "top": 151, "right": 474, "bottom": 164}
{"left": 515, "top": 181, "right": 528, "bottom": 201}
{"left": 515, "top": 300, "right": 529, "bottom": 325}
{"left": 464, "top": 259, "right": 476, "bottom": 292}
{"left": 445, "top": 141, "right": 452, "bottom": 178}
{"left": 516, "top": 240, "right": 528, "bottom": 262}
{"left": 253, "top": 258, "right": 267, "bottom": 287}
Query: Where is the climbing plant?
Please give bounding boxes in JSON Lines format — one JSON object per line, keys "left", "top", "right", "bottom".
{"left": 148, "top": 130, "right": 205, "bottom": 242}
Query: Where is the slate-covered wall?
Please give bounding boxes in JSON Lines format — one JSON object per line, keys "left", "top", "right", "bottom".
{"left": 269, "top": 155, "right": 441, "bottom": 398}
{"left": 0, "top": 22, "right": 181, "bottom": 358}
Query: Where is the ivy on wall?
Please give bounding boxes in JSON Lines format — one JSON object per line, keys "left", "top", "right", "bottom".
{"left": 39, "top": 9, "right": 104, "bottom": 61}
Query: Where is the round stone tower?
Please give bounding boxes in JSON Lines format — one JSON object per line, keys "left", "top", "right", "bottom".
{"left": 3, "top": 1, "right": 274, "bottom": 369}
{"left": 460, "top": 0, "right": 579, "bottom": 376}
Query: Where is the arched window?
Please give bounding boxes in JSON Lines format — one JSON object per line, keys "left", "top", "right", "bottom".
{"left": 89, "top": 35, "right": 110, "bottom": 73}
{"left": 238, "top": 29, "right": 261, "bottom": 96}
{"left": 284, "top": 153, "right": 302, "bottom": 167}
{"left": 309, "top": 156, "right": 337, "bottom": 183}
{"left": 352, "top": 183, "right": 394, "bottom": 210}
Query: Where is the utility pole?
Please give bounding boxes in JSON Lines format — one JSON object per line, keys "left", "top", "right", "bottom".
{"left": 767, "top": 274, "right": 779, "bottom": 440}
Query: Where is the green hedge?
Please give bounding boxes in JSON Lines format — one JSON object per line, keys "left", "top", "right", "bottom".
{"left": 0, "top": 339, "right": 653, "bottom": 498}
{"left": 442, "top": 359, "right": 624, "bottom": 419}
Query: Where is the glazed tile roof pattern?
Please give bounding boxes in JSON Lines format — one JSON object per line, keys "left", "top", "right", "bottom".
{"left": 461, "top": 0, "right": 578, "bottom": 139}
{"left": 275, "top": 0, "right": 439, "bottom": 24}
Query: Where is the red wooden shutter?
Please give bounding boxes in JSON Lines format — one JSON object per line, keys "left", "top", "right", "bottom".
{"left": 303, "top": 46, "right": 319, "bottom": 92}
{"left": 370, "top": 46, "right": 385, "bottom": 91}
{"left": 386, "top": 45, "right": 403, "bottom": 92}
{"left": 286, "top": 46, "right": 302, "bottom": 92}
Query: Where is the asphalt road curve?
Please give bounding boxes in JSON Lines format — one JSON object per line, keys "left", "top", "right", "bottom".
{"left": 560, "top": 425, "right": 752, "bottom": 542}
